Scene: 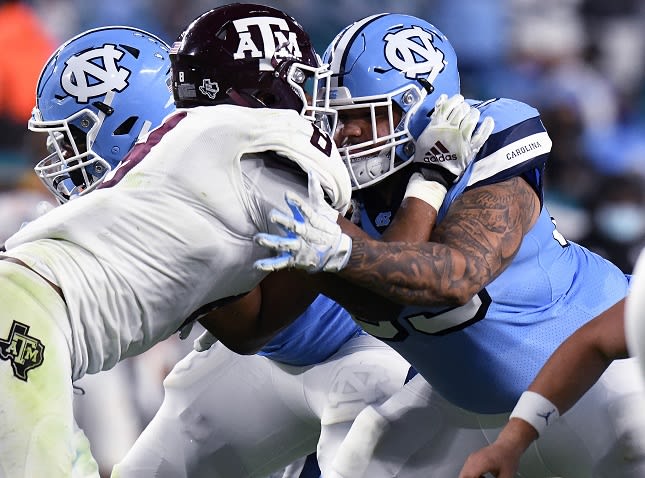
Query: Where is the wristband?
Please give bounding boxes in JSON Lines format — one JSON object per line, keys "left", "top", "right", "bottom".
{"left": 403, "top": 172, "right": 447, "bottom": 211}
{"left": 509, "top": 391, "right": 560, "bottom": 436}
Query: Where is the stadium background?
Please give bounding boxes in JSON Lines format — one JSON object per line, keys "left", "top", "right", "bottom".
{"left": 1, "top": 0, "right": 644, "bottom": 476}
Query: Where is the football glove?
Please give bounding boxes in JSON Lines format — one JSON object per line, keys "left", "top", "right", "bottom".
{"left": 414, "top": 93, "right": 495, "bottom": 186}
{"left": 254, "top": 173, "right": 352, "bottom": 273}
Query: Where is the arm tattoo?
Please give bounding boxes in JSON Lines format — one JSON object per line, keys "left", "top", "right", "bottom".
{"left": 341, "top": 177, "right": 539, "bottom": 306}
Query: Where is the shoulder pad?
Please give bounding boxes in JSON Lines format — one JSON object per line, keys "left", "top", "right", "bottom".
{"left": 468, "top": 98, "right": 541, "bottom": 133}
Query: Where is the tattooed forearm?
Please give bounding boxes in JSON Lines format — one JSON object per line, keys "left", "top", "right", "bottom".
{"left": 340, "top": 177, "right": 539, "bottom": 307}
{"left": 344, "top": 237, "right": 470, "bottom": 306}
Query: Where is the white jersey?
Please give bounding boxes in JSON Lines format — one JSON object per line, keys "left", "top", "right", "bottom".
{"left": 3, "top": 105, "right": 350, "bottom": 379}
{"left": 626, "top": 247, "right": 645, "bottom": 383}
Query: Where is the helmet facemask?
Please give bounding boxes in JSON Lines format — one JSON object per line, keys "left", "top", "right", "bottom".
{"left": 323, "top": 13, "right": 460, "bottom": 190}
{"left": 30, "top": 107, "right": 111, "bottom": 202}
{"left": 331, "top": 83, "right": 426, "bottom": 190}
{"left": 273, "top": 52, "right": 337, "bottom": 135}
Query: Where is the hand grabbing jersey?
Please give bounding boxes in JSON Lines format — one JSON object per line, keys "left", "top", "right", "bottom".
{"left": 254, "top": 173, "right": 351, "bottom": 273}
{"left": 412, "top": 93, "right": 495, "bottom": 187}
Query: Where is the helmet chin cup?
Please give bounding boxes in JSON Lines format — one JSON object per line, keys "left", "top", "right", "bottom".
{"left": 348, "top": 151, "right": 393, "bottom": 188}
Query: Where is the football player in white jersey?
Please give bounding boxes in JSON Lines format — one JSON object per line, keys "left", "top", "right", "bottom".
{"left": 16, "top": 16, "right": 409, "bottom": 478}
{"left": 254, "top": 13, "right": 645, "bottom": 478}
{"left": 0, "top": 4, "right": 360, "bottom": 477}
{"left": 18, "top": 25, "right": 180, "bottom": 478}
{"left": 110, "top": 5, "right": 472, "bottom": 478}
{"left": 16, "top": 8, "right": 453, "bottom": 478}
{"left": 0, "top": 25, "right": 176, "bottom": 478}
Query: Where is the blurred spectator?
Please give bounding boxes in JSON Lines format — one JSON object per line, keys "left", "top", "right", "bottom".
{"left": 430, "top": 0, "right": 508, "bottom": 99}
{"left": 578, "top": 173, "right": 645, "bottom": 273}
{"left": 540, "top": 101, "right": 595, "bottom": 243}
{"left": 579, "top": 0, "right": 645, "bottom": 100}
{"left": 31, "top": 0, "right": 79, "bottom": 42}
{"left": 76, "top": 0, "right": 169, "bottom": 42}
{"left": 0, "top": 0, "right": 55, "bottom": 126}
{"left": 0, "top": 0, "right": 56, "bottom": 183}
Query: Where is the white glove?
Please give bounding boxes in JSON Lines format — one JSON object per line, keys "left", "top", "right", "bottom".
{"left": 254, "top": 173, "right": 352, "bottom": 273}
{"left": 414, "top": 93, "right": 495, "bottom": 183}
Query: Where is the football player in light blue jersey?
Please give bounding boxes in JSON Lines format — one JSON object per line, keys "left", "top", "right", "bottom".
{"left": 254, "top": 12, "right": 645, "bottom": 478}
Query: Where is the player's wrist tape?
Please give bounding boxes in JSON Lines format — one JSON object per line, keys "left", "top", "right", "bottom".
{"left": 509, "top": 391, "right": 560, "bottom": 436}
{"left": 403, "top": 172, "right": 447, "bottom": 211}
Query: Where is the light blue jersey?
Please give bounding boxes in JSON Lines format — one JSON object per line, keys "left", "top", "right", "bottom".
{"left": 258, "top": 295, "right": 362, "bottom": 366}
{"left": 355, "top": 98, "right": 630, "bottom": 413}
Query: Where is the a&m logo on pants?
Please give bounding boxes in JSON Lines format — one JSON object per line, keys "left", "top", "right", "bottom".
{"left": 0, "top": 321, "right": 45, "bottom": 381}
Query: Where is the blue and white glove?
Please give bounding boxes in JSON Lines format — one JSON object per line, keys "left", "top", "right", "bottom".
{"left": 254, "top": 173, "right": 352, "bottom": 273}
{"left": 414, "top": 93, "right": 495, "bottom": 186}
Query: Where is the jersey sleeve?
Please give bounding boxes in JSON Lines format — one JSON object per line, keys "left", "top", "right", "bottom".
{"left": 237, "top": 107, "right": 352, "bottom": 214}
{"left": 464, "top": 98, "right": 551, "bottom": 195}
{"left": 192, "top": 105, "right": 351, "bottom": 214}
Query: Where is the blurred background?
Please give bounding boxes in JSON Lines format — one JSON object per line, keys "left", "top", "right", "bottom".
{"left": 1, "top": 0, "right": 645, "bottom": 475}
{"left": 3, "top": 0, "right": 645, "bottom": 269}
{"left": 4, "top": 0, "right": 645, "bottom": 268}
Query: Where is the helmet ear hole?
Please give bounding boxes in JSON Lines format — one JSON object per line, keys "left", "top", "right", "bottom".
{"left": 120, "top": 44, "right": 141, "bottom": 59}
{"left": 254, "top": 91, "right": 277, "bottom": 107}
{"left": 114, "top": 116, "right": 139, "bottom": 136}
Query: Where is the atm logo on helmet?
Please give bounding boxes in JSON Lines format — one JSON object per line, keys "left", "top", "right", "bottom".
{"left": 232, "top": 17, "right": 302, "bottom": 71}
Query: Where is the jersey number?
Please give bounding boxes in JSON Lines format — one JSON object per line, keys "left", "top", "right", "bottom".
{"left": 310, "top": 124, "right": 333, "bottom": 156}
{"left": 550, "top": 217, "right": 569, "bottom": 247}
{"left": 353, "top": 289, "right": 491, "bottom": 341}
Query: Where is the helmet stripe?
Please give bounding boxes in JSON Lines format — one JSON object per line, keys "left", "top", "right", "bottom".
{"left": 328, "top": 13, "right": 388, "bottom": 88}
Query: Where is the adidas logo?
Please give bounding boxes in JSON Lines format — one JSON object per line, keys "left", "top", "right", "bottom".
{"left": 422, "top": 141, "right": 457, "bottom": 163}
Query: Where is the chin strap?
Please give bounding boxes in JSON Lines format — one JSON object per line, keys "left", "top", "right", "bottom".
{"left": 225, "top": 88, "right": 261, "bottom": 108}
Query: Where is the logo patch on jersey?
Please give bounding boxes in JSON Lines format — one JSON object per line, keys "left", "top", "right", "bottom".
{"left": 0, "top": 321, "right": 45, "bottom": 381}
{"left": 232, "top": 16, "right": 302, "bottom": 71}
{"left": 327, "top": 365, "right": 391, "bottom": 409}
{"left": 61, "top": 44, "right": 131, "bottom": 103}
{"left": 374, "top": 211, "right": 392, "bottom": 227}
{"left": 383, "top": 26, "right": 445, "bottom": 81}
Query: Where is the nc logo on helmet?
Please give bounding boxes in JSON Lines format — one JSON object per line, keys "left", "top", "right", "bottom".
{"left": 383, "top": 26, "right": 445, "bottom": 81}
{"left": 61, "top": 44, "right": 131, "bottom": 103}
{"left": 232, "top": 17, "right": 302, "bottom": 71}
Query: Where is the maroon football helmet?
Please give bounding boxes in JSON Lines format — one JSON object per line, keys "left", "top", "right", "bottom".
{"left": 170, "top": 3, "right": 334, "bottom": 129}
